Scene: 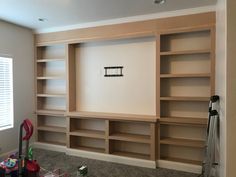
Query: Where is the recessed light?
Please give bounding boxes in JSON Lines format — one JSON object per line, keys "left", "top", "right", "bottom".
{"left": 38, "top": 18, "right": 48, "bottom": 22}
{"left": 154, "top": 0, "right": 166, "bottom": 5}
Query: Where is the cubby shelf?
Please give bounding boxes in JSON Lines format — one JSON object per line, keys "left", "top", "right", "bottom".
{"left": 160, "top": 73, "right": 211, "bottom": 78}
{"left": 37, "top": 140, "right": 66, "bottom": 146}
{"left": 109, "top": 133, "right": 151, "bottom": 144}
{"left": 160, "top": 117, "right": 207, "bottom": 126}
{"left": 160, "top": 156, "right": 202, "bottom": 165}
{"left": 37, "top": 125, "right": 66, "bottom": 133}
{"left": 160, "top": 49, "right": 211, "bottom": 56}
{"left": 71, "top": 146, "right": 105, "bottom": 153}
{"left": 70, "top": 130, "right": 105, "bottom": 139}
{"left": 37, "top": 94, "right": 66, "bottom": 98}
{"left": 67, "top": 111, "right": 158, "bottom": 122}
{"left": 160, "top": 137, "right": 205, "bottom": 148}
{"left": 37, "top": 76, "right": 66, "bottom": 80}
{"left": 160, "top": 96, "right": 209, "bottom": 101}
{"left": 37, "top": 58, "right": 65, "bottom": 62}
{"left": 36, "top": 109, "right": 65, "bottom": 116}
{"left": 112, "top": 151, "right": 150, "bottom": 160}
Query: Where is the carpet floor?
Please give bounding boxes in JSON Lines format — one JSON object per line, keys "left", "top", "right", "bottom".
{"left": 34, "top": 148, "right": 199, "bottom": 177}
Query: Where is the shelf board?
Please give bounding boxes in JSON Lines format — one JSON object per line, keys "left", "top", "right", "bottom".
{"left": 70, "top": 130, "right": 105, "bottom": 139}
{"left": 109, "top": 133, "right": 150, "bottom": 144}
{"left": 67, "top": 111, "right": 157, "bottom": 122}
{"left": 112, "top": 151, "right": 150, "bottom": 160}
{"left": 37, "top": 125, "right": 66, "bottom": 133}
{"left": 37, "top": 58, "right": 65, "bottom": 62}
{"left": 37, "top": 76, "right": 65, "bottom": 80}
{"left": 160, "top": 156, "right": 202, "bottom": 165}
{"left": 160, "top": 117, "right": 207, "bottom": 126}
{"left": 160, "top": 137, "right": 205, "bottom": 148}
{"left": 37, "top": 140, "right": 66, "bottom": 146}
{"left": 160, "top": 49, "right": 211, "bottom": 56}
{"left": 36, "top": 109, "right": 65, "bottom": 116}
{"left": 37, "top": 93, "right": 66, "bottom": 98}
{"left": 160, "top": 96, "right": 209, "bottom": 102}
{"left": 160, "top": 73, "right": 211, "bottom": 78}
{"left": 71, "top": 146, "right": 105, "bottom": 153}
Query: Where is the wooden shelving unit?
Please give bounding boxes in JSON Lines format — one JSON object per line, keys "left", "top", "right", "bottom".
{"left": 36, "top": 44, "right": 67, "bottom": 146}
{"left": 158, "top": 28, "right": 215, "bottom": 165}
{"left": 34, "top": 12, "right": 215, "bottom": 170}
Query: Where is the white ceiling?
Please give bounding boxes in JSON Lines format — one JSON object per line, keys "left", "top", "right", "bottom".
{"left": 0, "top": 0, "right": 217, "bottom": 33}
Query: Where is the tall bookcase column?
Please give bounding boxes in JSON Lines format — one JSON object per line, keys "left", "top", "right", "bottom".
{"left": 35, "top": 44, "right": 67, "bottom": 146}
{"left": 158, "top": 27, "right": 215, "bottom": 165}
{"left": 155, "top": 34, "right": 161, "bottom": 160}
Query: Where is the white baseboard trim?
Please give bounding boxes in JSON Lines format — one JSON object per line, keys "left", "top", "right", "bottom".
{"left": 0, "top": 148, "right": 18, "bottom": 159}
{"left": 66, "top": 148, "right": 156, "bottom": 169}
{"left": 157, "top": 160, "right": 202, "bottom": 174}
{"left": 32, "top": 142, "right": 203, "bottom": 173}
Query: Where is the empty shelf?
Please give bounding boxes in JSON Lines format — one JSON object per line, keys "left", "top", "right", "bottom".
{"left": 37, "top": 94, "right": 66, "bottom": 98}
{"left": 160, "top": 96, "right": 209, "bottom": 101}
{"left": 71, "top": 146, "right": 105, "bottom": 153}
{"left": 160, "top": 73, "right": 211, "bottom": 78}
{"left": 36, "top": 109, "right": 66, "bottom": 116}
{"left": 70, "top": 130, "right": 105, "bottom": 139}
{"left": 112, "top": 151, "right": 150, "bottom": 160}
{"left": 37, "top": 76, "right": 65, "bottom": 80}
{"left": 109, "top": 133, "right": 150, "bottom": 144}
{"left": 160, "top": 49, "right": 211, "bottom": 56}
{"left": 160, "top": 137, "right": 205, "bottom": 148}
{"left": 37, "top": 140, "right": 66, "bottom": 146}
{"left": 37, "top": 125, "right": 66, "bottom": 133}
{"left": 160, "top": 156, "right": 202, "bottom": 165}
{"left": 37, "top": 58, "right": 65, "bottom": 62}
{"left": 160, "top": 117, "right": 207, "bottom": 126}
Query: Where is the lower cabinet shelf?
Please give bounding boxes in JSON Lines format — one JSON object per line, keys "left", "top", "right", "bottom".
{"left": 37, "top": 140, "right": 66, "bottom": 146}
{"left": 160, "top": 137, "right": 205, "bottom": 148}
{"left": 112, "top": 151, "right": 150, "bottom": 160}
{"left": 109, "top": 133, "right": 150, "bottom": 144}
{"left": 70, "top": 135, "right": 106, "bottom": 153}
{"left": 160, "top": 156, "right": 202, "bottom": 165}
{"left": 70, "top": 130, "right": 105, "bottom": 139}
{"left": 71, "top": 146, "right": 105, "bottom": 153}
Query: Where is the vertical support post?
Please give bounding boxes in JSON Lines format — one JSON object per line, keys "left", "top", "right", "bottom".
{"left": 66, "top": 116, "right": 70, "bottom": 148}
{"left": 150, "top": 122, "right": 158, "bottom": 161}
{"left": 105, "top": 120, "right": 110, "bottom": 154}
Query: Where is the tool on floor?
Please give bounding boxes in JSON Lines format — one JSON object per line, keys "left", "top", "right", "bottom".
{"left": 199, "top": 95, "right": 220, "bottom": 177}
{"left": 77, "top": 166, "right": 88, "bottom": 177}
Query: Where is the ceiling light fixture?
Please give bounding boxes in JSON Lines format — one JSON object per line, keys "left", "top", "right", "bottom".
{"left": 38, "top": 18, "right": 48, "bottom": 22}
{"left": 154, "top": 0, "right": 166, "bottom": 5}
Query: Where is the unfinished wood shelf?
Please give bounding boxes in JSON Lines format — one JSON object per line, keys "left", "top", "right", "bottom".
{"left": 160, "top": 49, "right": 211, "bottom": 56}
{"left": 37, "top": 94, "right": 66, "bottom": 98}
{"left": 160, "top": 156, "right": 202, "bottom": 165}
{"left": 112, "top": 151, "right": 150, "bottom": 160}
{"left": 37, "top": 58, "right": 65, "bottom": 62}
{"left": 160, "top": 96, "right": 209, "bottom": 101}
{"left": 160, "top": 73, "right": 211, "bottom": 78}
{"left": 37, "top": 76, "right": 65, "bottom": 80}
{"left": 109, "top": 133, "right": 150, "bottom": 144}
{"left": 160, "top": 117, "right": 207, "bottom": 126}
{"left": 37, "top": 125, "right": 66, "bottom": 133}
{"left": 160, "top": 137, "right": 205, "bottom": 148}
{"left": 36, "top": 109, "right": 65, "bottom": 116}
{"left": 70, "top": 130, "right": 105, "bottom": 139}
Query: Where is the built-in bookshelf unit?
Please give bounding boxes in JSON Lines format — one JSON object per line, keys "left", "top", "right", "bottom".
{"left": 35, "top": 12, "right": 215, "bottom": 172}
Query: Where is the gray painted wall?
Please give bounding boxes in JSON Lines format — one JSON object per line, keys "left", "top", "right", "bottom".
{"left": 0, "top": 20, "right": 34, "bottom": 154}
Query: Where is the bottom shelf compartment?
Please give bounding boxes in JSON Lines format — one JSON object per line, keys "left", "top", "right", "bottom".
{"left": 37, "top": 130, "right": 66, "bottom": 146}
{"left": 110, "top": 140, "right": 151, "bottom": 160}
{"left": 160, "top": 144, "right": 204, "bottom": 165}
{"left": 70, "top": 135, "right": 105, "bottom": 153}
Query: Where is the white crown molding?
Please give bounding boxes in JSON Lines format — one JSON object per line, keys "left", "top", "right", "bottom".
{"left": 35, "top": 5, "right": 216, "bottom": 34}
